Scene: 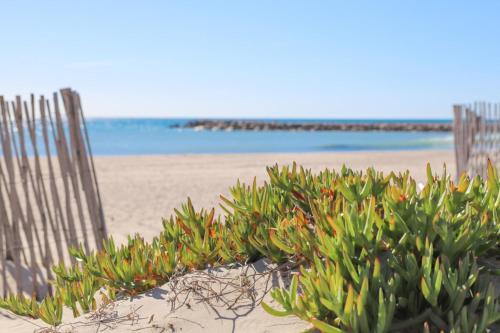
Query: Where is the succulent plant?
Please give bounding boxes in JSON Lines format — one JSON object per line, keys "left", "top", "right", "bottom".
{"left": 0, "top": 162, "right": 497, "bottom": 331}
{"left": 262, "top": 162, "right": 499, "bottom": 332}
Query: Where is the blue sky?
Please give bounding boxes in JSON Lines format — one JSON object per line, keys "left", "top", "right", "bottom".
{"left": 0, "top": 1, "right": 499, "bottom": 119}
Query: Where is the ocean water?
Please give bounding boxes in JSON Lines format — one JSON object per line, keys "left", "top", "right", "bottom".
{"left": 83, "top": 118, "right": 453, "bottom": 155}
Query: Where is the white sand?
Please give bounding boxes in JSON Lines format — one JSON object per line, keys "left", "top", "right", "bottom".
{"left": 0, "top": 150, "right": 455, "bottom": 332}
{"left": 97, "top": 150, "right": 454, "bottom": 244}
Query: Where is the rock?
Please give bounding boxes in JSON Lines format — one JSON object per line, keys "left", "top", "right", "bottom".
{"left": 175, "top": 120, "right": 453, "bottom": 132}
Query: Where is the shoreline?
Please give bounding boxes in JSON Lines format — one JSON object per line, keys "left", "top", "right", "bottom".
{"left": 91, "top": 148, "right": 453, "bottom": 158}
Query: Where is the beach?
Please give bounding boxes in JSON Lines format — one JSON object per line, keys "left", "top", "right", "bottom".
{"left": 0, "top": 150, "right": 456, "bottom": 332}
{"left": 2, "top": 2, "right": 498, "bottom": 331}
{"left": 96, "top": 150, "right": 455, "bottom": 244}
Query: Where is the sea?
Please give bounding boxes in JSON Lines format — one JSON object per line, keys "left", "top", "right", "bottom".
{"left": 83, "top": 118, "right": 453, "bottom": 156}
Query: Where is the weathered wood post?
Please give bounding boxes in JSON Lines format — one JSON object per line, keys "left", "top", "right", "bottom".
{"left": 0, "top": 89, "right": 106, "bottom": 297}
{"left": 453, "top": 102, "right": 500, "bottom": 179}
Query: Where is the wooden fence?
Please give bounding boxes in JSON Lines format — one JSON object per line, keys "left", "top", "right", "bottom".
{"left": 454, "top": 102, "right": 500, "bottom": 179}
{"left": 0, "top": 88, "right": 106, "bottom": 298}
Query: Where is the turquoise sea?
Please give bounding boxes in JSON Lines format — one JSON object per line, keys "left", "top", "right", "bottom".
{"left": 83, "top": 118, "right": 453, "bottom": 155}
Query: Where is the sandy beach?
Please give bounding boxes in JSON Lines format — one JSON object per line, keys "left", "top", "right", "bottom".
{"left": 3, "top": 2, "right": 499, "bottom": 331}
{"left": 96, "top": 150, "right": 455, "bottom": 244}
{"left": 0, "top": 150, "right": 456, "bottom": 332}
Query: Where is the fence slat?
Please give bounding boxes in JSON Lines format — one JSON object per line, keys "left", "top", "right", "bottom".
{"left": 453, "top": 102, "right": 500, "bottom": 179}
{"left": 0, "top": 89, "right": 106, "bottom": 297}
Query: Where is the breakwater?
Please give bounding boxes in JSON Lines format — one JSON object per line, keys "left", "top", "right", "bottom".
{"left": 174, "top": 120, "right": 452, "bottom": 132}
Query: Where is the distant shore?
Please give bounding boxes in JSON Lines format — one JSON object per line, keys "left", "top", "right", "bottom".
{"left": 173, "top": 119, "right": 452, "bottom": 132}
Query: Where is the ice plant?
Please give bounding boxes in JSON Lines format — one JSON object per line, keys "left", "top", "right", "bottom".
{"left": 0, "top": 163, "right": 497, "bottom": 331}
{"left": 262, "top": 163, "right": 499, "bottom": 332}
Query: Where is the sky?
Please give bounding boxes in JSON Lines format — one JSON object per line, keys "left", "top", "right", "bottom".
{"left": 0, "top": 1, "right": 499, "bottom": 119}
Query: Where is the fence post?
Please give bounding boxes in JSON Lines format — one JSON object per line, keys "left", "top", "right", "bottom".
{"left": 453, "top": 102, "right": 499, "bottom": 179}
{"left": 0, "top": 89, "right": 106, "bottom": 297}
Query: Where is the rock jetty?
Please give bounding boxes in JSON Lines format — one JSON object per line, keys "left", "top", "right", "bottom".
{"left": 173, "top": 120, "right": 452, "bottom": 132}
